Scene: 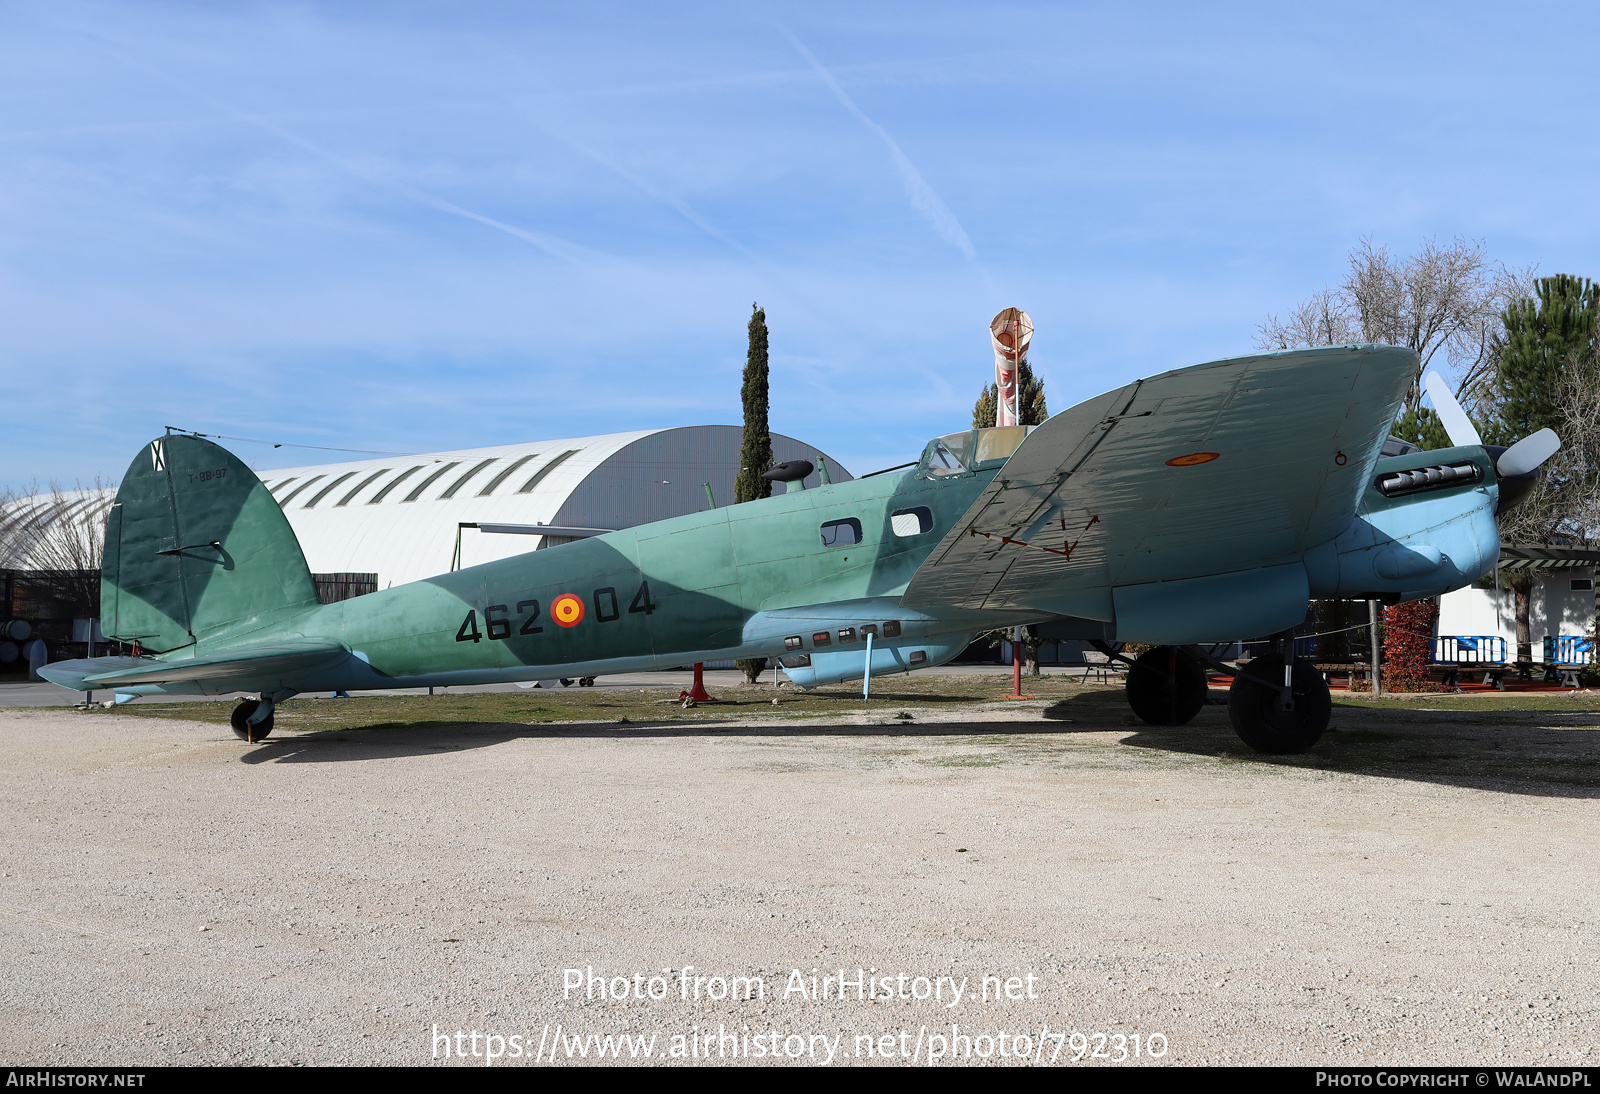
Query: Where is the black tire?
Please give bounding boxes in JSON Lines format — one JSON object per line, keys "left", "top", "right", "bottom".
{"left": 229, "top": 700, "right": 274, "bottom": 742}
{"left": 1226, "top": 653, "right": 1330, "bottom": 754}
{"left": 1125, "top": 646, "right": 1208, "bottom": 726}
{"left": 579, "top": 677, "right": 596, "bottom": 687}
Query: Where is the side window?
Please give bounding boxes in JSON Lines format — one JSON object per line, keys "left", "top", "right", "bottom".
{"left": 891, "top": 507, "right": 933, "bottom": 536}
{"left": 820, "top": 518, "right": 863, "bottom": 548}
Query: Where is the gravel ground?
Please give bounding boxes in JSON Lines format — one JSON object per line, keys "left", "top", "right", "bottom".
{"left": 1, "top": 699, "right": 1597, "bottom": 1067}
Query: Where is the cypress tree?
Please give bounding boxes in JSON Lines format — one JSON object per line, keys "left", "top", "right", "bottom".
{"left": 1493, "top": 274, "right": 1600, "bottom": 442}
{"left": 734, "top": 303, "right": 773, "bottom": 504}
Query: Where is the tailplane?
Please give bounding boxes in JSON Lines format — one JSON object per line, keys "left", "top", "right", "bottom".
{"left": 101, "top": 435, "right": 319, "bottom": 653}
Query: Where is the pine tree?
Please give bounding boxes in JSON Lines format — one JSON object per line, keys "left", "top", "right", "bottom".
{"left": 971, "top": 356, "right": 1048, "bottom": 428}
{"left": 1493, "top": 274, "right": 1600, "bottom": 442}
{"left": 734, "top": 303, "right": 773, "bottom": 504}
{"left": 1392, "top": 405, "right": 1452, "bottom": 450}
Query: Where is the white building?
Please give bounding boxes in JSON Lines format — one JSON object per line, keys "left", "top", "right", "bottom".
{"left": 1436, "top": 544, "right": 1598, "bottom": 658}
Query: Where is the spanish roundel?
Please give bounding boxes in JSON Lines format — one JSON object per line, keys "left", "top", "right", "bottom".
{"left": 551, "top": 594, "right": 585, "bottom": 627}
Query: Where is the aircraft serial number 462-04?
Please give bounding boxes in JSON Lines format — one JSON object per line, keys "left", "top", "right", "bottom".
{"left": 42, "top": 345, "right": 1558, "bottom": 754}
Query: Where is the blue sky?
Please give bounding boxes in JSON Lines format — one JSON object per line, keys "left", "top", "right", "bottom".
{"left": 4, "top": 1, "right": 1598, "bottom": 490}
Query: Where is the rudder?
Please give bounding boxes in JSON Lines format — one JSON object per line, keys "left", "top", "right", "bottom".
{"left": 102, "top": 435, "right": 319, "bottom": 653}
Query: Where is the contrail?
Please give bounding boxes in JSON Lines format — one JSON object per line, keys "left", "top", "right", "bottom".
{"left": 784, "top": 31, "right": 977, "bottom": 262}
{"left": 82, "top": 33, "right": 593, "bottom": 262}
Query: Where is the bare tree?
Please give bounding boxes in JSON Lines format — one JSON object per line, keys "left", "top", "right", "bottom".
{"left": 0, "top": 481, "right": 115, "bottom": 618}
{"left": 1258, "top": 237, "right": 1536, "bottom": 414}
{"left": 1498, "top": 350, "right": 1600, "bottom": 547}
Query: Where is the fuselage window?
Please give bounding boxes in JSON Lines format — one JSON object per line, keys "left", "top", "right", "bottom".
{"left": 784, "top": 636, "right": 804, "bottom": 651}
{"left": 891, "top": 507, "right": 933, "bottom": 536}
{"left": 820, "top": 518, "right": 863, "bottom": 548}
{"left": 812, "top": 631, "right": 832, "bottom": 647}
{"left": 838, "top": 628, "right": 856, "bottom": 643}
{"left": 860, "top": 624, "right": 879, "bottom": 639}
{"left": 882, "top": 620, "right": 902, "bottom": 638}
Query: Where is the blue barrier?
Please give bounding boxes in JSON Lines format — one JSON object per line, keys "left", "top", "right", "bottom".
{"left": 1431, "top": 636, "right": 1508, "bottom": 665}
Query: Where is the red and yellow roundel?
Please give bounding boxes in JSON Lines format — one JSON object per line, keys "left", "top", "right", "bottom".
{"left": 551, "top": 593, "right": 586, "bottom": 627}
{"left": 1165, "top": 451, "right": 1220, "bottom": 467}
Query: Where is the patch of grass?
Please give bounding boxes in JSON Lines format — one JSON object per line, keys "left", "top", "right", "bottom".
{"left": 101, "top": 675, "right": 1130, "bottom": 734}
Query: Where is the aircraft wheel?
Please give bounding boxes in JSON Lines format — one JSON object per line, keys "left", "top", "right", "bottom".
{"left": 1124, "top": 646, "right": 1208, "bottom": 726}
{"left": 229, "top": 699, "right": 274, "bottom": 742}
{"left": 579, "top": 677, "right": 596, "bottom": 687}
{"left": 1227, "top": 653, "right": 1330, "bottom": 754}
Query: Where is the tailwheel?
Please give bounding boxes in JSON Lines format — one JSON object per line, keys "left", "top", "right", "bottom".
{"left": 1124, "top": 645, "right": 1208, "bottom": 726}
{"left": 229, "top": 699, "right": 274, "bottom": 742}
{"left": 1226, "top": 653, "right": 1330, "bottom": 754}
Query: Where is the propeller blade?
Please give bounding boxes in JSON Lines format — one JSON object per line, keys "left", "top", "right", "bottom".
{"left": 1497, "top": 428, "right": 1560, "bottom": 477}
{"left": 1424, "top": 371, "right": 1482, "bottom": 448}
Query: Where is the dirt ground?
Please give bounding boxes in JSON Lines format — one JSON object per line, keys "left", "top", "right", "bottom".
{"left": 2, "top": 683, "right": 1597, "bottom": 1067}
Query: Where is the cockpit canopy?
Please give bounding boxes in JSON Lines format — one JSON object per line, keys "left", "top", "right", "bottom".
{"left": 918, "top": 425, "right": 1034, "bottom": 476}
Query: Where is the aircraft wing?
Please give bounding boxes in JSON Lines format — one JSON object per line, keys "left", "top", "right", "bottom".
{"left": 901, "top": 344, "right": 1418, "bottom": 618}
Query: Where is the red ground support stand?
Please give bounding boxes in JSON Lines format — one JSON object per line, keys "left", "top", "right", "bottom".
{"left": 1008, "top": 635, "right": 1035, "bottom": 699}
{"left": 680, "top": 661, "right": 718, "bottom": 704}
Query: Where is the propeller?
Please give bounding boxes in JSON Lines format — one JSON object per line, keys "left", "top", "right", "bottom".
{"left": 1496, "top": 428, "right": 1560, "bottom": 478}
{"left": 1424, "top": 371, "right": 1481, "bottom": 448}
{"left": 1423, "top": 371, "right": 1561, "bottom": 479}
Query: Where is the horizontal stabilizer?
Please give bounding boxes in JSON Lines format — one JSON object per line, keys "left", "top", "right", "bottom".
{"left": 39, "top": 644, "right": 354, "bottom": 692}
{"left": 38, "top": 657, "right": 160, "bottom": 692}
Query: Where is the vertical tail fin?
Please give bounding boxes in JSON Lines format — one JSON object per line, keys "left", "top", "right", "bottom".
{"left": 102, "top": 435, "right": 319, "bottom": 652}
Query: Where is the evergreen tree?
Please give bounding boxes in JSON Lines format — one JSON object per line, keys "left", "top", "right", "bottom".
{"left": 1492, "top": 274, "right": 1600, "bottom": 443}
{"left": 1392, "top": 405, "right": 1452, "bottom": 450}
{"left": 734, "top": 303, "right": 773, "bottom": 504}
{"left": 734, "top": 303, "right": 773, "bottom": 684}
{"left": 971, "top": 356, "right": 1049, "bottom": 428}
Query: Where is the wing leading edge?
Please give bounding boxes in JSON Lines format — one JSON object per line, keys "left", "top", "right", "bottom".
{"left": 902, "top": 344, "right": 1418, "bottom": 620}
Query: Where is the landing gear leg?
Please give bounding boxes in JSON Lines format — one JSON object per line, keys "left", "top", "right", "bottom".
{"left": 1125, "top": 645, "right": 1209, "bottom": 726}
{"left": 1226, "top": 652, "right": 1331, "bottom": 753}
{"left": 229, "top": 698, "right": 275, "bottom": 742}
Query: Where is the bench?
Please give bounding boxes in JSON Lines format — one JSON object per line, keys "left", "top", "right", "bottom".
{"left": 1080, "top": 649, "right": 1124, "bottom": 684}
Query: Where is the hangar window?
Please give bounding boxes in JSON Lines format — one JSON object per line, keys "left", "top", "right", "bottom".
{"left": 1574, "top": 579, "right": 1594, "bottom": 592}
{"left": 303, "top": 472, "right": 357, "bottom": 509}
{"left": 478, "top": 453, "right": 538, "bottom": 496}
{"left": 276, "top": 476, "right": 324, "bottom": 508}
{"left": 891, "top": 507, "right": 933, "bottom": 536}
{"left": 268, "top": 477, "right": 297, "bottom": 495}
{"left": 337, "top": 468, "right": 390, "bottom": 507}
{"left": 441, "top": 459, "right": 497, "bottom": 499}
{"left": 403, "top": 462, "right": 462, "bottom": 502}
{"left": 369, "top": 466, "right": 423, "bottom": 504}
{"left": 518, "top": 449, "right": 581, "bottom": 494}
{"left": 820, "top": 518, "right": 862, "bottom": 548}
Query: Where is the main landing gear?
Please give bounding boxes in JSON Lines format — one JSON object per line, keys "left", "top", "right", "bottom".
{"left": 1124, "top": 645, "right": 1209, "bottom": 726}
{"left": 1116, "top": 641, "right": 1332, "bottom": 754}
{"left": 1225, "top": 652, "right": 1331, "bottom": 754}
{"left": 230, "top": 698, "right": 274, "bottom": 742}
